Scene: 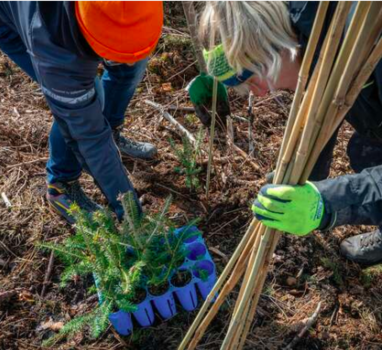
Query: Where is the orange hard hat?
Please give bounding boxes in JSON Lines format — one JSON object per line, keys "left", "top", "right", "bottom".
{"left": 75, "top": 1, "right": 163, "bottom": 64}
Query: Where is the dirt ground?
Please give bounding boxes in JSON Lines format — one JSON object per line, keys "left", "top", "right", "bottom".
{"left": 1, "top": 4, "right": 382, "bottom": 350}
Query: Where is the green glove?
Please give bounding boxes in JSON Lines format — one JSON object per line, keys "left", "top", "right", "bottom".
{"left": 188, "top": 44, "right": 254, "bottom": 127}
{"left": 252, "top": 182, "right": 324, "bottom": 236}
{"left": 187, "top": 73, "right": 230, "bottom": 127}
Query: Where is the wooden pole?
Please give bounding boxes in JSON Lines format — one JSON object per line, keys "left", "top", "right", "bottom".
{"left": 221, "top": 4, "right": 353, "bottom": 348}
{"left": 206, "top": 77, "right": 218, "bottom": 197}
{"left": 178, "top": 220, "right": 260, "bottom": 350}
{"left": 275, "top": 2, "right": 330, "bottom": 167}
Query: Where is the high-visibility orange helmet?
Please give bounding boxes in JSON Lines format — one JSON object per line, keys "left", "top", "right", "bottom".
{"left": 75, "top": 1, "right": 163, "bottom": 64}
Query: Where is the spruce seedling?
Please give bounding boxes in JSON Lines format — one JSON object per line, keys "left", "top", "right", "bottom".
{"left": 169, "top": 129, "right": 204, "bottom": 191}
{"left": 41, "top": 192, "right": 200, "bottom": 345}
{"left": 41, "top": 203, "right": 143, "bottom": 346}
{"left": 122, "top": 193, "right": 199, "bottom": 290}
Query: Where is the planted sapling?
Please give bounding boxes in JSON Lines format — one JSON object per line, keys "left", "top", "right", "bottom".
{"left": 169, "top": 128, "right": 204, "bottom": 191}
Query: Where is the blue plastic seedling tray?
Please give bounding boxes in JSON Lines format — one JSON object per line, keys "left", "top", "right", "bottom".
{"left": 98, "top": 226, "right": 217, "bottom": 336}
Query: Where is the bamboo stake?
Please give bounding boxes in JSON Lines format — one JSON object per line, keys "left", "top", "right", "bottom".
{"left": 234, "top": 9, "right": 382, "bottom": 350}
{"left": 237, "top": 244, "right": 277, "bottom": 349}
{"left": 276, "top": 2, "right": 350, "bottom": 185}
{"left": 345, "top": 3, "right": 382, "bottom": 81}
{"left": 300, "top": 2, "right": 376, "bottom": 182}
{"left": 206, "top": 77, "right": 218, "bottom": 197}
{"left": 302, "top": 6, "right": 382, "bottom": 181}
{"left": 237, "top": 227, "right": 283, "bottom": 349}
{"left": 275, "top": 1, "right": 330, "bottom": 167}
{"left": 222, "top": 4, "right": 354, "bottom": 348}
{"left": 187, "top": 224, "right": 265, "bottom": 350}
{"left": 228, "top": 237, "right": 273, "bottom": 350}
{"left": 221, "top": 226, "right": 274, "bottom": 349}
{"left": 303, "top": 34, "right": 382, "bottom": 182}
{"left": 303, "top": 2, "right": 373, "bottom": 164}
{"left": 289, "top": 1, "right": 354, "bottom": 183}
{"left": 275, "top": 2, "right": 331, "bottom": 183}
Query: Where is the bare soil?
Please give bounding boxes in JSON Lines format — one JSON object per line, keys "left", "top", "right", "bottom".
{"left": 1, "top": 3, "right": 382, "bottom": 350}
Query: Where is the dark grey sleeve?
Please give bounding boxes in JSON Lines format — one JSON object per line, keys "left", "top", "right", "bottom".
{"left": 314, "top": 165, "right": 382, "bottom": 229}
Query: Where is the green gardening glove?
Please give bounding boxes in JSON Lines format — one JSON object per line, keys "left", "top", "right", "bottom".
{"left": 187, "top": 72, "right": 230, "bottom": 127}
{"left": 252, "top": 182, "right": 325, "bottom": 236}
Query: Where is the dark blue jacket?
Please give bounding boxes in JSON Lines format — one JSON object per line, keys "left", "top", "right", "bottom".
{"left": 0, "top": 1, "right": 134, "bottom": 215}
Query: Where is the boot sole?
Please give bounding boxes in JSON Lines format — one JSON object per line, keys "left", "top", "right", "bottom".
{"left": 120, "top": 152, "right": 157, "bottom": 161}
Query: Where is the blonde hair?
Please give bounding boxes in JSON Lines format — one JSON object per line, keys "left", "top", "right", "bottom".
{"left": 199, "top": 1, "right": 298, "bottom": 83}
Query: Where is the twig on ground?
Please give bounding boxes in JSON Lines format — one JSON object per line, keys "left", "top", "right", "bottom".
{"left": 209, "top": 247, "right": 229, "bottom": 263}
{"left": 167, "top": 105, "right": 195, "bottom": 112}
{"left": 231, "top": 115, "right": 249, "bottom": 123}
{"left": 228, "top": 140, "right": 260, "bottom": 172}
{"left": 41, "top": 251, "right": 54, "bottom": 298}
{"left": 6, "top": 157, "right": 49, "bottom": 169}
{"left": 1, "top": 192, "right": 12, "bottom": 208}
{"left": 144, "top": 100, "right": 196, "bottom": 146}
{"left": 285, "top": 301, "right": 322, "bottom": 350}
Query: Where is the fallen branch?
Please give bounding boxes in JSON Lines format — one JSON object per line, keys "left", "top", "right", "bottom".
{"left": 1, "top": 192, "right": 11, "bottom": 208}
{"left": 6, "top": 157, "right": 49, "bottom": 169}
{"left": 285, "top": 301, "right": 322, "bottom": 350}
{"left": 144, "top": 100, "right": 196, "bottom": 146}
{"left": 228, "top": 139, "right": 260, "bottom": 172}
{"left": 167, "top": 105, "right": 195, "bottom": 112}
{"left": 231, "top": 115, "right": 249, "bottom": 123}
{"left": 41, "top": 251, "right": 55, "bottom": 298}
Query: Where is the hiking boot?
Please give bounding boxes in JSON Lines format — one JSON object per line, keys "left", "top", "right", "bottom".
{"left": 340, "top": 229, "right": 382, "bottom": 266}
{"left": 47, "top": 180, "right": 101, "bottom": 224}
{"left": 112, "top": 127, "right": 157, "bottom": 159}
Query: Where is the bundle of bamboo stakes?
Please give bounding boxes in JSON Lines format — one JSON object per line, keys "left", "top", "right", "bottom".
{"left": 179, "top": 2, "right": 382, "bottom": 349}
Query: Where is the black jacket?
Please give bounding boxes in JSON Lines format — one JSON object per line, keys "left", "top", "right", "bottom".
{"left": 289, "top": 1, "right": 382, "bottom": 228}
